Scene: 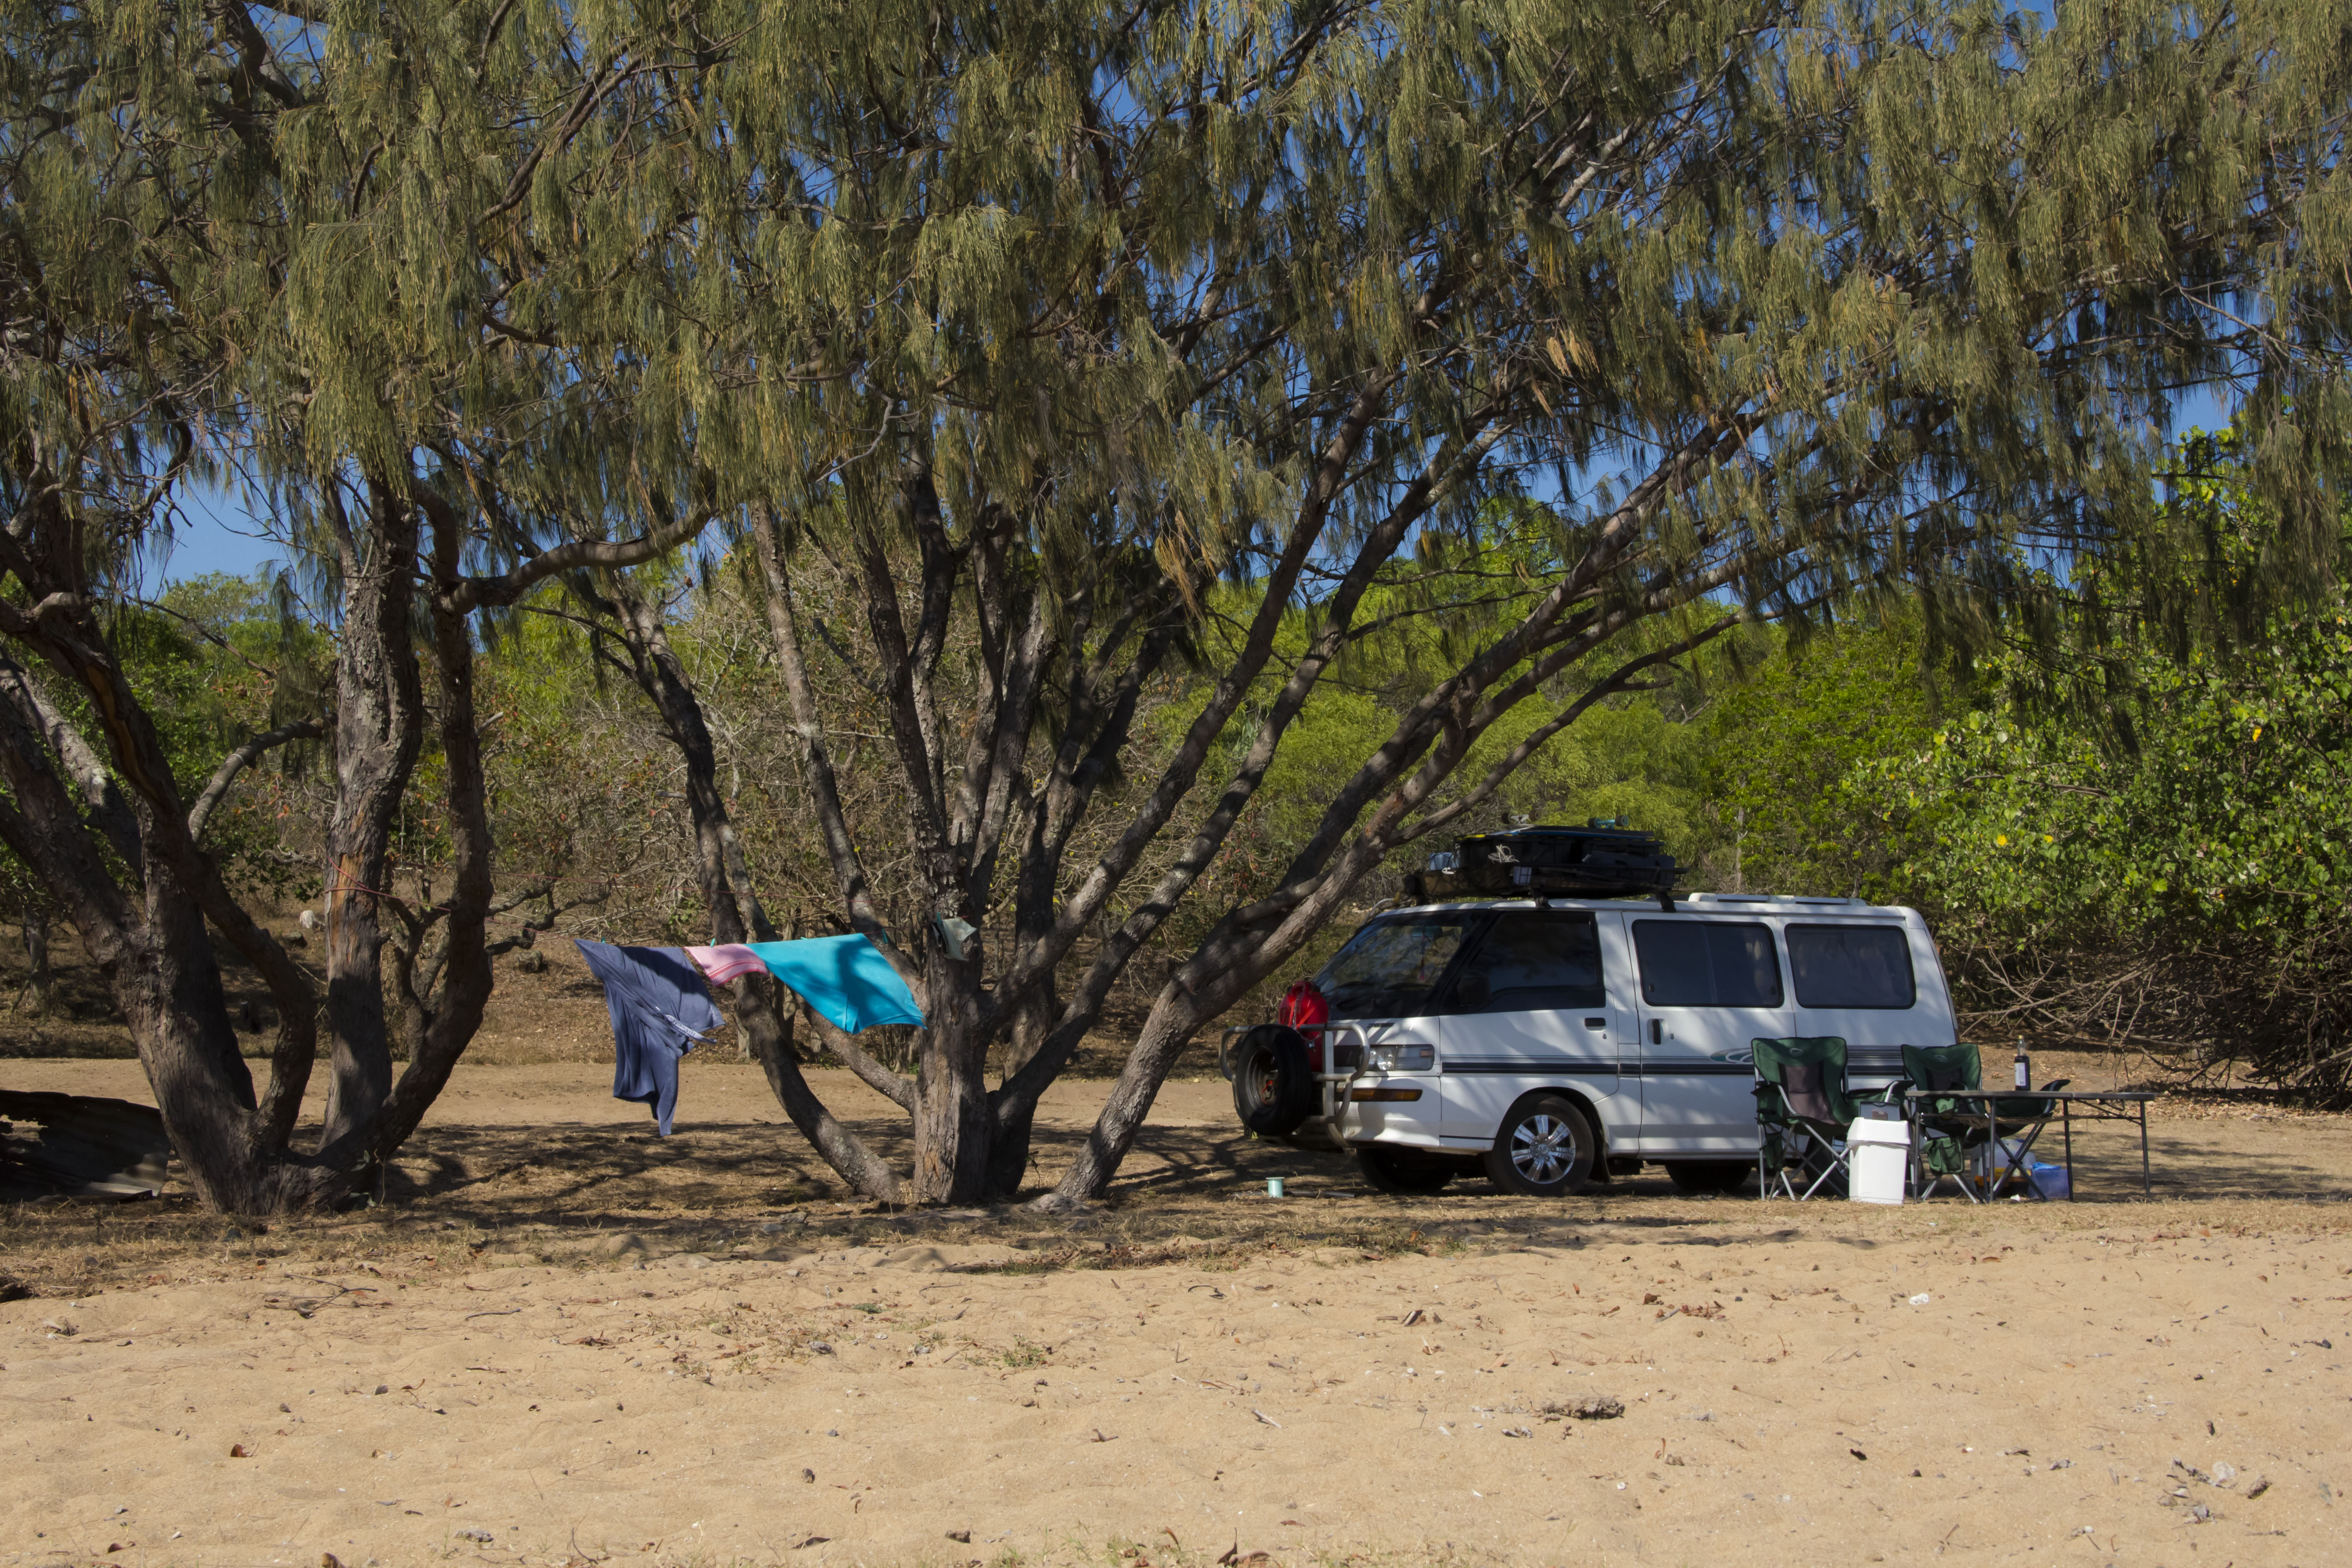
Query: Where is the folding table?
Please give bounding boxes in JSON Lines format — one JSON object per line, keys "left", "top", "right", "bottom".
{"left": 1902, "top": 1088, "right": 2155, "bottom": 1200}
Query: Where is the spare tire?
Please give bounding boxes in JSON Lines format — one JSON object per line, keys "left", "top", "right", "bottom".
{"left": 1231, "top": 1024, "right": 1317, "bottom": 1137}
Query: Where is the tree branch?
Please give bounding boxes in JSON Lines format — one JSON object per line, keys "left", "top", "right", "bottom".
{"left": 747, "top": 505, "right": 909, "bottom": 976}
{"left": 808, "top": 1017, "right": 919, "bottom": 1112}
{"left": 445, "top": 508, "right": 714, "bottom": 612}
{"left": 188, "top": 717, "right": 328, "bottom": 839}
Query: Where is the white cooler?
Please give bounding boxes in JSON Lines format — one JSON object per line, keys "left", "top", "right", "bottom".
{"left": 1847, "top": 1114, "right": 1911, "bottom": 1205}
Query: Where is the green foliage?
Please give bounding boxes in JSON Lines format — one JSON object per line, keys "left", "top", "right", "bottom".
{"left": 1177, "top": 511, "right": 1717, "bottom": 918}
{"left": 1693, "top": 617, "right": 1949, "bottom": 897}
{"left": 1882, "top": 624, "right": 2352, "bottom": 945}
{"left": 1871, "top": 422, "right": 2352, "bottom": 947}
{"left": 3, "top": 0, "right": 2348, "bottom": 1191}
{"left": 0, "top": 573, "right": 331, "bottom": 906}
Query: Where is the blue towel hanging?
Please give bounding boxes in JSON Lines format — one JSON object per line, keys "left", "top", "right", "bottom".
{"left": 743, "top": 935, "right": 926, "bottom": 1034}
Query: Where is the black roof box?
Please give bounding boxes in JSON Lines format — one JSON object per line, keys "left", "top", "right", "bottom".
{"left": 1404, "top": 820, "right": 1678, "bottom": 902}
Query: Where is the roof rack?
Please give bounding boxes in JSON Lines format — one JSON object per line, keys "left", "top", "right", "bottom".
{"left": 1404, "top": 821, "right": 1679, "bottom": 906}
{"left": 1680, "top": 892, "right": 1870, "bottom": 906}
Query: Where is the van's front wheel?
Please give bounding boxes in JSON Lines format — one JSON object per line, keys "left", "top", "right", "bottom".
{"left": 1484, "top": 1096, "right": 1597, "bottom": 1197}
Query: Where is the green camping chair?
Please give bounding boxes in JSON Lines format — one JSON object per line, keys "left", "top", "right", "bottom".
{"left": 1889, "top": 1043, "right": 2073, "bottom": 1200}
{"left": 1753, "top": 1036, "right": 1856, "bottom": 1200}
{"left": 1895, "top": 1043, "right": 1986, "bottom": 1200}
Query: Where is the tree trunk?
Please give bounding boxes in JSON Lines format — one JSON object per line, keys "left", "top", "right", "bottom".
{"left": 985, "top": 1103, "right": 1036, "bottom": 1196}
{"left": 319, "top": 481, "right": 426, "bottom": 1156}
{"left": 738, "top": 969, "right": 904, "bottom": 1201}
{"left": 598, "top": 564, "right": 905, "bottom": 1202}
{"left": 20, "top": 911, "right": 49, "bottom": 1016}
{"left": 982, "top": 981, "right": 1055, "bottom": 1196}
{"left": 999, "top": 945, "right": 1059, "bottom": 1076}
{"left": 364, "top": 532, "right": 504, "bottom": 1166}
{"left": 910, "top": 951, "right": 993, "bottom": 1203}
{"left": 113, "top": 918, "right": 284, "bottom": 1214}
{"left": 1049, "top": 981, "right": 1206, "bottom": 1203}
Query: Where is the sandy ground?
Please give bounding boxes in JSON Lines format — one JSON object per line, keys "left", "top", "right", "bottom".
{"left": 4, "top": 1060, "right": 2351, "bottom": 1568}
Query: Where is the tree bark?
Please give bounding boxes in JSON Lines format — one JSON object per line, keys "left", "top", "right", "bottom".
{"left": 983, "top": 974, "right": 1056, "bottom": 1196}
{"left": 910, "top": 944, "right": 991, "bottom": 1203}
{"left": 0, "top": 550, "right": 291, "bottom": 1211}
{"left": 113, "top": 906, "right": 284, "bottom": 1213}
{"left": 605, "top": 577, "right": 778, "bottom": 946}
{"left": 318, "top": 479, "right": 426, "bottom": 1156}
{"left": 362, "top": 503, "right": 505, "bottom": 1169}
{"left": 738, "top": 969, "right": 904, "bottom": 1202}
{"left": 1049, "top": 982, "right": 1206, "bottom": 1203}
{"left": 20, "top": 911, "right": 49, "bottom": 1016}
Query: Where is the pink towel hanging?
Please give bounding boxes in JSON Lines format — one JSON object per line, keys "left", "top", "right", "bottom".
{"left": 684, "top": 944, "right": 766, "bottom": 986}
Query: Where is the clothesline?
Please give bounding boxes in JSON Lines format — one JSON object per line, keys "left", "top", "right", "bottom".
{"left": 314, "top": 876, "right": 945, "bottom": 992}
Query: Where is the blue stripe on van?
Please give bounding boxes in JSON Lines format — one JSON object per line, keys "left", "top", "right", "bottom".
{"left": 1628, "top": 1063, "right": 1758, "bottom": 1076}
{"left": 1441, "top": 1059, "right": 1617, "bottom": 1075}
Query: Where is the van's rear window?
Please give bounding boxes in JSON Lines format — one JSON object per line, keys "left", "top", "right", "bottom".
{"left": 1632, "top": 920, "right": 1783, "bottom": 1008}
{"left": 1787, "top": 924, "right": 1916, "bottom": 1009}
{"left": 1316, "top": 917, "right": 1475, "bottom": 1017}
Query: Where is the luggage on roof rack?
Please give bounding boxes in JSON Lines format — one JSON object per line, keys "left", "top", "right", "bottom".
{"left": 1403, "top": 820, "right": 1679, "bottom": 902}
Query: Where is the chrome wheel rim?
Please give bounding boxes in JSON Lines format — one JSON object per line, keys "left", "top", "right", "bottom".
{"left": 1510, "top": 1114, "right": 1575, "bottom": 1185}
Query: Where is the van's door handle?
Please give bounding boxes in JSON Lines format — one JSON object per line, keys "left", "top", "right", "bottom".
{"left": 1650, "top": 1019, "right": 1662, "bottom": 1045}
{"left": 1583, "top": 1017, "right": 1607, "bottom": 1029}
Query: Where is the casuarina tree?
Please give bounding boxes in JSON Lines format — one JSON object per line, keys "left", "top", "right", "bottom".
{"left": 1029, "top": 0, "right": 2352, "bottom": 1202}
{"left": 561, "top": 0, "right": 2346, "bottom": 1206}
{"left": 0, "top": 0, "right": 726, "bottom": 1210}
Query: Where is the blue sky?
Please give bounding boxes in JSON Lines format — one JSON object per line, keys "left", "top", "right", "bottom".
{"left": 149, "top": 481, "right": 292, "bottom": 584}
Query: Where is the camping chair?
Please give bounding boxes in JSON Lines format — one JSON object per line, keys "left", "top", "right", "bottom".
{"left": 1894, "top": 1043, "right": 1987, "bottom": 1201}
{"left": 1753, "top": 1036, "right": 1856, "bottom": 1200}
{"left": 1890, "top": 1043, "right": 2073, "bottom": 1199}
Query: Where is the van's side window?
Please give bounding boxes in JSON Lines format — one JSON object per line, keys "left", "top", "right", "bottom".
{"left": 1441, "top": 913, "right": 1604, "bottom": 1013}
{"left": 1787, "top": 924, "right": 1916, "bottom": 1009}
{"left": 1631, "top": 920, "right": 1783, "bottom": 1008}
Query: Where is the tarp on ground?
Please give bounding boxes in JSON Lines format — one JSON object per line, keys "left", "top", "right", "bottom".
{"left": 0, "top": 1091, "right": 173, "bottom": 1199}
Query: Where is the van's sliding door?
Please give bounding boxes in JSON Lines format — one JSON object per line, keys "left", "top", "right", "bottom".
{"left": 1628, "top": 916, "right": 1791, "bottom": 1154}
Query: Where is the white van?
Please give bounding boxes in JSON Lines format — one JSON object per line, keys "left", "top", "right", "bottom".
{"left": 1225, "top": 892, "right": 1956, "bottom": 1196}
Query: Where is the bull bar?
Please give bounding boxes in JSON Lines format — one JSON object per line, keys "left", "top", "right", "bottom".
{"left": 1216, "top": 1020, "right": 1387, "bottom": 1133}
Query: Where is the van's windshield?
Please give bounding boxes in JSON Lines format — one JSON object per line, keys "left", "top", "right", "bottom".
{"left": 1316, "top": 916, "right": 1477, "bottom": 1017}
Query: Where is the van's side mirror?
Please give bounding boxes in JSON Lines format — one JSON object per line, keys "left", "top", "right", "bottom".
{"left": 1452, "top": 972, "right": 1490, "bottom": 1011}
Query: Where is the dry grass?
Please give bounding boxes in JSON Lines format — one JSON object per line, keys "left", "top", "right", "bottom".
{"left": 6, "top": 1053, "right": 2348, "bottom": 1307}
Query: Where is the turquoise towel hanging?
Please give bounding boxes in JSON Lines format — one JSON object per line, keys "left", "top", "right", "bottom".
{"left": 744, "top": 935, "right": 926, "bottom": 1034}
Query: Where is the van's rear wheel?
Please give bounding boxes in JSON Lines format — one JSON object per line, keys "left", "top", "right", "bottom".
{"left": 1484, "top": 1095, "right": 1597, "bottom": 1197}
{"left": 1230, "top": 1025, "right": 1316, "bottom": 1137}
{"left": 1665, "top": 1160, "right": 1753, "bottom": 1195}
{"left": 1356, "top": 1145, "right": 1455, "bottom": 1195}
